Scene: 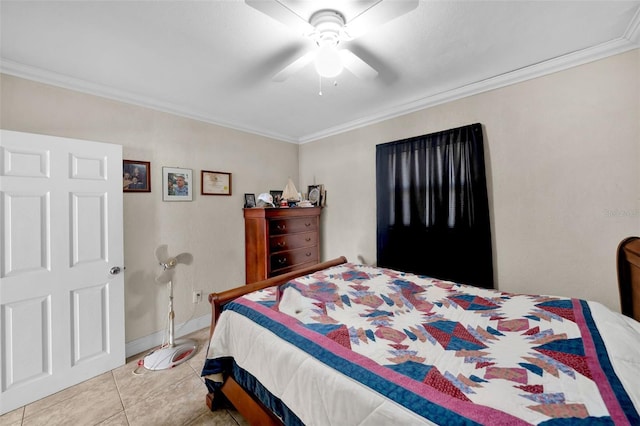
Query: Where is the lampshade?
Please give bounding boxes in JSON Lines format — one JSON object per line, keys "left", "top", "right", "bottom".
{"left": 314, "top": 44, "right": 343, "bottom": 78}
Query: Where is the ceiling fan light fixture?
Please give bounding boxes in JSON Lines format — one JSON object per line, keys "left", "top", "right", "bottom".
{"left": 315, "top": 44, "right": 343, "bottom": 78}
{"left": 310, "top": 10, "right": 344, "bottom": 43}
{"left": 249, "top": 2, "right": 395, "bottom": 83}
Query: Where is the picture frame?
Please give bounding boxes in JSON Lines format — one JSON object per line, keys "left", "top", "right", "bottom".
{"left": 123, "top": 160, "right": 151, "bottom": 192}
{"left": 307, "top": 185, "right": 322, "bottom": 207}
{"left": 201, "top": 170, "right": 232, "bottom": 196}
{"left": 270, "top": 190, "right": 283, "bottom": 206}
{"left": 163, "top": 167, "right": 193, "bottom": 201}
{"left": 244, "top": 193, "right": 256, "bottom": 208}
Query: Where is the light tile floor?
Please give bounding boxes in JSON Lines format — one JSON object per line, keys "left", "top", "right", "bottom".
{"left": 1, "top": 328, "right": 248, "bottom": 426}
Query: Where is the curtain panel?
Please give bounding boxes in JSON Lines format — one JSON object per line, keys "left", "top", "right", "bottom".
{"left": 376, "top": 123, "right": 494, "bottom": 288}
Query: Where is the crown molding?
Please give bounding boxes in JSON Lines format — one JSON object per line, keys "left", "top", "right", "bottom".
{"left": 2, "top": 30, "right": 638, "bottom": 146}
{"left": 626, "top": 4, "right": 640, "bottom": 43}
{"left": 0, "top": 59, "right": 299, "bottom": 144}
{"left": 298, "top": 37, "right": 640, "bottom": 144}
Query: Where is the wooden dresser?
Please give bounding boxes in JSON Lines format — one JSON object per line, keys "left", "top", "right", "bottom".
{"left": 243, "top": 207, "right": 321, "bottom": 284}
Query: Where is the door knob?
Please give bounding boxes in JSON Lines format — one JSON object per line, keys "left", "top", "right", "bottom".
{"left": 109, "top": 266, "right": 122, "bottom": 275}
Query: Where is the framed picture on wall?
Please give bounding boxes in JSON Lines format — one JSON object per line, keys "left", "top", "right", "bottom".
{"left": 163, "top": 167, "right": 193, "bottom": 201}
{"left": 123, "top": 160, "right": 151, "bottom": 192}
{"left": 201, "top": 170, "right": 232, "bottom": 195}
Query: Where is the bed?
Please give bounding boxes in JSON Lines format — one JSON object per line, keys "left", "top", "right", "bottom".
{"left": 202, "top": 253, "right": 640, "bottom": 425}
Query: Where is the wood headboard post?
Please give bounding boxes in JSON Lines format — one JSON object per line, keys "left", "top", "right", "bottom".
{"left": 617, "top": 236, "right": 640, "bottom": 322}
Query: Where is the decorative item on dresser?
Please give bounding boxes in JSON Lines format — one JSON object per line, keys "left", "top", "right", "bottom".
{"left": 243, "top": 207, "right": 321, "bottom": 284}
{"left": 244, "top": 193, "right": 256, "bottom": 208}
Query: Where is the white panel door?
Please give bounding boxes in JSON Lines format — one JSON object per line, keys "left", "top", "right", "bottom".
{"left": 0, "top": 130, "right": 125, "bottom": 414}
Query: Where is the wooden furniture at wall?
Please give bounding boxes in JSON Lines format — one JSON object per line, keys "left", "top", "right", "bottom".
{"left": 243, "top": 207, "right": 321, "bottom": 284}
{"left": 617, "top": 236, "right": 640, "bottom": 322}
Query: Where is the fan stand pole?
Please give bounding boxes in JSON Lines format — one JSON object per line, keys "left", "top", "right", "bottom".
{"left": 168, "top": 280, "right": 175, "bottom": 347}
{"left": 143, "top": 279, "right": 197, "bottom": 371}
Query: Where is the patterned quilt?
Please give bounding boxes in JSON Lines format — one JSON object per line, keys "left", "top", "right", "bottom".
{"left": 209, "top": 263, "right": 639, "bottom": 425}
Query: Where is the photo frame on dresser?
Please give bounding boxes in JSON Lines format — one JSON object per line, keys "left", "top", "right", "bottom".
{"left": 163, "top": 167, "right": 193, "bottom": 201}
{"left": 270, "top": 190, "right": 283, "bottom": 206}
{"left": 307, "top": 185, "right": 322, "bottom": 207}
{"left": 244, "top": 193, "right": 256, "bottom": 208}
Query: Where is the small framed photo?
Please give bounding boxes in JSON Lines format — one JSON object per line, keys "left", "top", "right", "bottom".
{"left": 307, "top": 185, "right": 322, "bottom": 206}
{"left": 123, "top": 160, "right": 151, "bottom": 192}
{"left": 270, "top": 190, "right": 283, "bottom": 206}
{"left": 163, "top": 167, "right": 193, "bottom": 201}
{"left": 244, "top": 193, "right": 256, "bottom": 208}
{"left": 201, "top": 170, "right": 232, "bottom": 196}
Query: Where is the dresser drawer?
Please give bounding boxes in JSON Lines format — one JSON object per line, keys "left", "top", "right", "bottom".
{"left": 269, "top": 217, "right": 317, "bottom": 235}
{"left": 270, "top": 246, "right": 318, "bottom": 273}
{"left": 270, "top": 232, "right": 317, "bottom": 253}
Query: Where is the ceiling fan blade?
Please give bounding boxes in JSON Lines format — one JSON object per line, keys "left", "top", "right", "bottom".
{"left": 272, "top": 50, "right": 316, "bottom": 82}
{"left": 156, "top": 268, "right": 175, "bottom": 284}
{"left": 340, "top": 49, "right": 378, "bottom": 80}
{"left": 155, "top": 244, "right": 169, "bottom": 264}
{"left": 245, "top": 0, "right": 314, "bottom": 35}
{"left": 175, "top": 252, "right": 193, "bottom": 266}
{"left": 343, "top": 0, "right": 419, "bottom": 40}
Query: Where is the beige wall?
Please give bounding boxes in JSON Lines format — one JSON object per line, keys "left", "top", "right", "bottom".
{"left": 0, "top": 74, "right": 299, "bottom": 346}
{"left": 1, "top": 49, "right": 638, "bottom": 350}
{"left": 300, "top": 49, "right": 640, "bottom": 312}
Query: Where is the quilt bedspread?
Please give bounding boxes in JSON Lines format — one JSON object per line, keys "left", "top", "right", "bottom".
{"left": 206, "top": 263, "right": 640, "bottom": 425}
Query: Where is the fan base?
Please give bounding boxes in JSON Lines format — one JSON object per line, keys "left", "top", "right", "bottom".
{"left": 143, "top": 339, "right": 197, "bottom": 370}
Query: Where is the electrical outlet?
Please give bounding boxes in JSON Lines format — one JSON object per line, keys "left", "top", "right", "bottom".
{"left": 192, "top": 290, "right": 203, "bottom": 304}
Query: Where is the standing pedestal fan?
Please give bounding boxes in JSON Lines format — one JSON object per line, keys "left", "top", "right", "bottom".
{"left": 144, "top": 245, "right": 197, "bottom": 370}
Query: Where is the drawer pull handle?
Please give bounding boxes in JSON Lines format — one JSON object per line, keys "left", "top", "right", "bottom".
{"left": 277, "top": 224, "right": 286, "bottom": 231}
{"left": 305, "top": 222, "right": 311, "bottom": 227}
{"left": 277, "top": 242, "right": 286, "bottom": 247}
{"left": 305, "top": 252, "right": 311, "bottom": 257}
{"left": 305, "top": 237, "right": 311, "bottom": 242}
{"left": 278, "top": 258, "right": 287, "bottom": 264}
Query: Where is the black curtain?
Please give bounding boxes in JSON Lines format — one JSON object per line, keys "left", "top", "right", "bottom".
{"left": 376, "top": 123, "right": 494, "bottom": 288}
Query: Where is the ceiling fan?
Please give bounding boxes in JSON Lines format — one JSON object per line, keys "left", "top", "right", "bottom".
{"left": 246, "top": 0, "right": 419, "bottom": 82}
{"left": 143, "top": 245, "right": 196, "bottom": 371}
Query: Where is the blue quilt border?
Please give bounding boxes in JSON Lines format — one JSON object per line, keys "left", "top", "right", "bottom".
{"left": 579, "top": 300, "right": 639, "bottom": 424}
{"left": 226, "top": 300, "right": 481, "bottom": 425}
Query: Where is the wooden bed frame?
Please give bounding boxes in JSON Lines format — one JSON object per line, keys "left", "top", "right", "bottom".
{"left": 205, "top": 256, "right": 347, "bottom": 425}
{"left": 617, "top": 236, "right": 640, "bottom": 322}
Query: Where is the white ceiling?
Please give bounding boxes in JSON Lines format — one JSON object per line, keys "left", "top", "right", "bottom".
{"left": 1, "top": 0, "right": 639, "bottom": 143}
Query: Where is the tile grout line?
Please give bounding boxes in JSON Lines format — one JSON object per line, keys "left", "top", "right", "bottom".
{"left": 110, "top": 369, "right": 130, "bottom": 425}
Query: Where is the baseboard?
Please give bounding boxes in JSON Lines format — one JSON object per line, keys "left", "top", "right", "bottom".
{"left": 125, "top": 313, "right": 211, "bottom": 358}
